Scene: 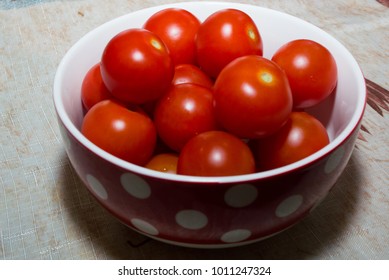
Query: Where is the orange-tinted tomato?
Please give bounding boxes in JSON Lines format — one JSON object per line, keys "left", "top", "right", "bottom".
{"left": 145, "top": 153, "right": 179, "bottom": 174}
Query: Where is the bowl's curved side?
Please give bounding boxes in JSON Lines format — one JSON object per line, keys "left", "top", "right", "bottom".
{"left": 57, "top": 114, "right": 361, "bottom": 247}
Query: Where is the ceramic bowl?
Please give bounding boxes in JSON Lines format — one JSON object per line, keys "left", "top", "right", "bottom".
{"left": 53, "top": 1, "right": 366, "bottom": 248}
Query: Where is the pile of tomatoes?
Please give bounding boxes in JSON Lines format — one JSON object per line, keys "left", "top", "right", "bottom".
{"left": 80, "top": 8, "right": 337, "bottom": 176}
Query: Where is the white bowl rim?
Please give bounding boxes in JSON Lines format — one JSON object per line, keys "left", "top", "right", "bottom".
{"left": 53, "top": 1, "right": 367, "bottom": 184}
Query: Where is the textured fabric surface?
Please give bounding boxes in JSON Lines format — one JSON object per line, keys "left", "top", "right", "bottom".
{"left": 0, "top": 0, "right": 388, "bottom": 259}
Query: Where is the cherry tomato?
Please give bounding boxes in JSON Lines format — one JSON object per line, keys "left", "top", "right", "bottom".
{"left": 171, "top": 64, "right": 214, "bottom": 90}
{"left": 251, "top": 111, "right": 330, "bottom": 171}
{"left": 271, "top": 39, "right": 337, "bottom": 109}
{"left": 196, "top": 9, "right": 263, "bottom": 79}
{"left": 81, "top": 100, "right": 156, "bottom": 165}
{"left": 100, "top": 28, "right": 174, "bottom": 104}
{"left": 154, "top": 83, "right": 217, "bottom": 152}
{"left": 81, "top": 63, "right": 112, "bottom": 111}
{"left": 143, "top": 8, "right": 200, "bottom": 65}
{"left": 145, "top": 153, "right": 179, "bottom": 174}
{"left": 177, "top": 131, "right": 255, "bottom": 176}
{"left": 214, "top": 55, "right": 293, "bottom": 139}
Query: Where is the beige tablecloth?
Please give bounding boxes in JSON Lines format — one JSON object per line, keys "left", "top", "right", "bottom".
{"left": 1, "top": 0, "right": 388, "bottom": 259}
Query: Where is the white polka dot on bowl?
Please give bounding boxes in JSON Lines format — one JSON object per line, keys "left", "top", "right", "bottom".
{"left": 221, "top": 229, "right": 252, "bottom": 243}
{"left": 86, "top": 174, "right": 108, "bottom": 200}
{"left": 324, "top": 146, "right": 345, "bottom": 174}
{"left": 175, "top": 210, "right": 208, "bottom": 230}
{"left": 224, "top": 184, "right": 258, "bottom": 208}
{"left": 275, "top": 194, "right": 303, "bottom": 218}
{"left": 131, "top": 218, "right": 159, "bottom": 236}
{"left": 121, "top": 173, "right": 151, "bottom": 199}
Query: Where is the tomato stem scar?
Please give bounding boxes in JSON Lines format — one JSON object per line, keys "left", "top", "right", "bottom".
{"left": 259, "top": 72, "right": 273, "bottom": 83}
{"left": 150, "top": 39, "right": 162, "bottom": 50}
{"left": 247, "top": 28, "right": 256, "bottom": 41}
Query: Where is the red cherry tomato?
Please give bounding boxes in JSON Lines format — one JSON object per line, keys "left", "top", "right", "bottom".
{"left": 196, "top": 9, "right": 263, "bottom": 78}
{"left": 177, "top": 131, "right": 255, "bottom": 176}
{"left": 271, "top": 39, "right": 337, "bottom": 109}
{"left": 81, "top": 63, "right": 112, "bottom": 111}
{"left": 143, "top": 8, "right": 200, "bottom": 65}
{"left": 251, "top": 111, "right": 330, "bottom": 171}
{"left": 145, "top": 153, "right": 179, "bottom": 174}
{"left": 172, "top": 64, "right": 214, "bottom": 90}
{"left": 154, "top": 84, "right": 217, "bottom": 152}
{"left": 100, "top": 28, "right": 174, "bottom": 104}
{"left": 81, "top": 100, "right": 156, "bottom": 166}
{"left": 214, "top": 55, "right": 293, "bottom": 139}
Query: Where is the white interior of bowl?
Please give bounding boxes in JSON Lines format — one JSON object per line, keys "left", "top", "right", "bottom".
{"left": 53, "top": 1, "right": 366, "bottom": 183}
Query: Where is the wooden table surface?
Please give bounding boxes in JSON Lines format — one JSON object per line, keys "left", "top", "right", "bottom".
{"left": 1, "top": 0, "right": 388, "bottom": 259}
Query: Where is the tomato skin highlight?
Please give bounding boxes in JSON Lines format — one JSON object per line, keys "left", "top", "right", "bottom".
{"left": 251, "top": 111, "right": 330, "bottom": 171}
{"left": 177, "top": 131, "right": 255, "bottom": 177}
{"left": 100, "top": 28, "right": 174, "bottom": 104}
{"left": 214, "top": 55, "right": 293, "bottom": 139}
{"left": 196, "top": 9, "right": 263, "bottom": 79}
{"left": 81, "top": 100, "right": 156, "bottom": 166}
{"left": 143, "top": 8, "right": 200, "bottom": 65}
{"left": 154, "top": 84, "right": 217, "bottom": 152}
{"left": 271, "top": 39, "right": 338, "bottom": 109}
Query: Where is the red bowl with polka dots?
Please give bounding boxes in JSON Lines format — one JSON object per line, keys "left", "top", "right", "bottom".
{"left": 53, "top": 2, "right": 366, "bottom": 248}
